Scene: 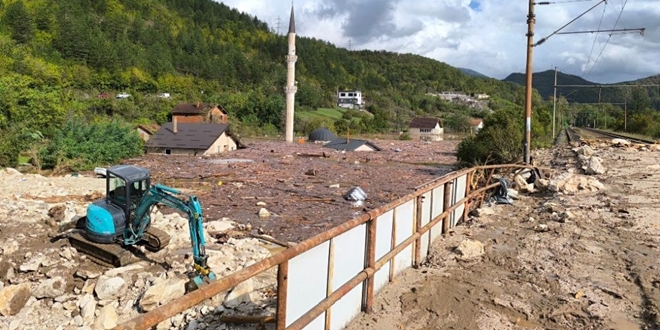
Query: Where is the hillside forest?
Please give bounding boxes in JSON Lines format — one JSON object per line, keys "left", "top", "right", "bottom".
{"left": 0, "top": 0, "right": 656, "bottom": 170}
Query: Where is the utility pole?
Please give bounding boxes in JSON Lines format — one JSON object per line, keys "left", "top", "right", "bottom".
{"left": 552, "top": 67, "right": 557, "bottom": 138}
{"left": 598, "top": 87, "right": 602, "bottom": 128}
{"left": 523, "top": 0, "right": 535, "bottom": 164}
{"left": 624, "top": 98, "right": 627, "bottom": 131}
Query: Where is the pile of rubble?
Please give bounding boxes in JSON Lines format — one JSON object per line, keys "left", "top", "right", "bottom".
{"left": 0, "top": 168, "right": 280, "bottom": 330}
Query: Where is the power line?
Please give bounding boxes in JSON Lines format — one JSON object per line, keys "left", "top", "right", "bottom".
{"left": 585, "top": 0, "right": 628, "bottom": 80}
{"left": 533, "top": 0, "right": 607, "bottom": 47}
{"left": 584, "top": 3, "right": 606, "bottom": 75}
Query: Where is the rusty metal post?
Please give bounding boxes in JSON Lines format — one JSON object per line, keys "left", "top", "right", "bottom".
{"left": 276, "top": 261, "right": 289, "bottom": 330}
{"left": 364, "top": 216, "right": 377, "bottom": 313}
{"left": 462, "top": 171, "right": 472, "bottom": 223}
{"left": 414, "top": 195, "right": 423, "bottom": 267}
{"left": 442, "top": 182, "right": 452, "bottom": 234}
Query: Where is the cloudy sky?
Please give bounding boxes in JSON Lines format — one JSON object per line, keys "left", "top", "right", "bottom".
{"left": 217, "top": 0, "right": 659, "bottom": 83}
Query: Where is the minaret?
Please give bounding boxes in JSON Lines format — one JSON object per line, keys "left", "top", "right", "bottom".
{"left": 284, "top": 6, "right": 297, "bottom": 143}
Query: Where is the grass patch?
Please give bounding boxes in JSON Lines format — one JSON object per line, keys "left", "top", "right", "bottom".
{"left": 297, "top": 107, "right": 347, "bottom": 121}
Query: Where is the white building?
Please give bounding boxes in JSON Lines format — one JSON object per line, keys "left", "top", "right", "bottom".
{"left": 337, "top": 90, "right": 365, "bottom": 109}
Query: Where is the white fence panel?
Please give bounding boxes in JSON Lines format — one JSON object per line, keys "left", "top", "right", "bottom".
{"left": 451, "top": 175, "right": 467, "bottom": 227}
{"left": 329, "top": 225, "right": 367, "bottom": 330}
{"left": 374, "top": 210, "right": 393, "bottom": 293}
{"left": 394, "top": 200, "right": 414, "bottom": 275}
{"left": 430, "top": 185, "right": 445, "bottom": 242}
{"left": 286, "top": 241, "right": 330, "bottom": 329}
{"left": 420, "top": 191, "right": 432, "bottom": 261}
{"left": 330, "top": 284, "right": 363, "bottom": 330}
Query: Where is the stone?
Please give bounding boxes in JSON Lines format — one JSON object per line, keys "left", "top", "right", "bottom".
{"left": 1, "top": 239, "right": 19, "bottom": 255}
{"left": 256, "top": 201, "right": 267, "bottom": 206}
{"left": 0, "top": 283, "right": 31, "bottom": 316}
{"left": 584, "top": 156, "right": 606, "bottom": 175}
{"left": 59, "top": 247, "right": 76, "bottom": 260}
{"left": 474, "top": 207, "right": 495, "bottom": 217}
{"left": 455, "top": 240, "right": 485, "bottom": 260}
{"left": 648, "top": 164, "right": 660, "bottom": 170}
{"left": 514, "top": 174, "right": 533, "bottom": 192}
{"left": 95, "top": 305, "right": 118, "bottom": 329}
{"left": 19, "top": 254, "right": 45, "bottom": 272}
{"left": 75, "top": 269, "right": 101, "bottom": 280}
{"left": 0, "top": 260, "right": 15, "bottom": 281}
{"left": 205, "top": 220, "right": 233, "bottom": 234}
{"left": 77, "top": 294, "right": 96, "bottom": 325}
{"left": 33, "top": 276, "right": 67, "bottom": 299}
{"left": 73, "top": 315, "right": 84, "bottom": 327}
{"left": 104, "top": 262, "right": 148, "bottom": 277}
{"left": 94, "top": 276, "right": 125, "bottom": 300}
{"left": 535, "top": 178, "right": 550, "bottom": 190}
{"left": 258, "top": 208, "right": 271, "bottom": 218}
{"left": 139, "top": 278, "right": 186, "bottom": 312}
{"left": 574, "top": 145, "right": 595, "bottom": 156}
{"left": 224, "top": 278, "right": 256, "bottom": 308}
{"left": 8, "top": 320, "right": 20, "bottom": 330}
{"left": 611, "top": 138, "right": 630, "bottom": 146}
{"left": 328, "top": 183, "right": 340, "bottom": 189}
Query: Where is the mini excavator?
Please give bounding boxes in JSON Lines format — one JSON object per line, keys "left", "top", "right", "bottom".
{"left": 59, "top": 165, "right": 215, "bottom": 288}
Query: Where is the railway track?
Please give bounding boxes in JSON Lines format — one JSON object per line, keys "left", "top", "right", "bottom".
{"left": 565, "top": 127, "right": 582, "bottom": 144}
{"left": 575, "top": 127, "right": 656, "bottom": 144}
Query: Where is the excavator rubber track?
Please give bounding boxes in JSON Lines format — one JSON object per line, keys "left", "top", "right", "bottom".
{"left": 68, "top": 225, "right": 171, "bottom": 267}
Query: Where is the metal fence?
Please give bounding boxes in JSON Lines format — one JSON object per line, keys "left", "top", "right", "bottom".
{"left": 114, "top": 164, "right": 530, "bottom": 330}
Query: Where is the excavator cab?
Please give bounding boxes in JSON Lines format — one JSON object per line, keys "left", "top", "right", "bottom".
{"left": 85, "top": 165, "right": 151, "bottom": 244}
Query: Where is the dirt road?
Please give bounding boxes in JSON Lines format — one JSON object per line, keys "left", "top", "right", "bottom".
{"left": 347, "top": 142, "right": 660, "bottom": 330}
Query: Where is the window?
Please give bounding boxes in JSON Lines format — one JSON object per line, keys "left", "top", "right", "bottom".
{"left": 420, "top": 128, "right": 432, "bottom": 133}
{"left": 165, "top": 149, "right": 171, "bottom": 155}
{"left": 108, "top": 175, "right": 127, "bottom": 206}
{"left": 340, "top": 93, "right": 346, "bottom": 97}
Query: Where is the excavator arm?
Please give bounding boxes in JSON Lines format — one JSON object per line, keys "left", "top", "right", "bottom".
{"left": 125, "top": 183, "right": 216, "bottom": 284}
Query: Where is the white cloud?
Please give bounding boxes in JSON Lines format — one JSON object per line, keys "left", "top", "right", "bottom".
{"left": 217, "top": 0, "right": 659, "bottom": 83}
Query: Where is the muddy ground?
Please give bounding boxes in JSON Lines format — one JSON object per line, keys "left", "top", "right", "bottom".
{"left": 346, "top": 141, "right": 660, "bottom": 330}
{"left": 123, "top": 140, "right": 459, "bottom": 243}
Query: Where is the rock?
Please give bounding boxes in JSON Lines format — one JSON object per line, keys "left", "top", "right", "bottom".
{"left": 206, "top": 220, "right": 233, "bottom": 234}
{"left": 19, "top": 254, "right": 45, "bottom": 272}
{"left": 649, "top": 164, "right": 660, "bottom": 170}
{"left": 535, "top": 178, "right": 550, "bottom": 190}
{"left": 139, "top": 278, "right": 186, "bottom": 312}
{"left": 584, "top": 156, "right": 606, "bottom": 175}
{"left": 0, "top": 260, "right": 15, "bottom": 281}
{"left": 455, "top": 240, "right": 485, "bottom": 260}
{"left": 1, "top": 239, "right": 19, "bottom": 255}
{"left": 94, "top": 276, "right": 125, "bottom": 300}
{"left": 104, "top": 262, "right": 148, "bottom": 277}
{"left": 224, "top": 278, "right": 256, "bottom": 308}
{"left": 33, "top": 276, "right": 67, "bottom": 299}
{"left": 73, "top": 315, "right": 84, "bottom": 327}
{"left": 59, "top": 247, "right": 76, "bottom": 260}
{"left": 474, "top": 207, "right": 495, "bottom": 217}
{"left": 0, "top": 283, "right": 31, "bottom": 316}
{"left": 258, "top": 208, "right": 271, "bottom": 218}
{"left": 611, "top": 138, "right": 631, "bottom": 146}
{"left": 95, "top": 305, "right": 118, "bottom": 329}
{"left": 514, "top": 174, "right": 533, "bottom": 192}
{"left": 256, "top": 201, "right": 267, "bottom": 206}
{"left": 328, "top": 183, "right": 340, "bottom": 189}
{"left": 78, "top": 294, "right": 96, "bottom": 325}
{"left": 574, "top": 145, "right": 595, "bottom": 156}
{"left": 75, "top": 269, "right": 101, "bottom": 280}
{"left": 561, "top": 211, "right": 575, "bottom": 222}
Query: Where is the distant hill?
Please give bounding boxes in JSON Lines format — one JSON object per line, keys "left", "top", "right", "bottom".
{"left": 504, "top": 70, "right": 660, "bottom": 110}
{"left": 459, "top": 67, "right": 490, "bottom": 78}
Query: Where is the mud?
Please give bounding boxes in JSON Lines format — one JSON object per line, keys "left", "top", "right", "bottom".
{"left": 346, "top": 142, "right": 660, "bottom": 330}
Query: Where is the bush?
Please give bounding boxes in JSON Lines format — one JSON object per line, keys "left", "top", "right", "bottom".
{"left": 456, "top": 105, "right": 525, "bottom": 166}
{"left": 40, "top": 119, "right": 144, "bottom": 172}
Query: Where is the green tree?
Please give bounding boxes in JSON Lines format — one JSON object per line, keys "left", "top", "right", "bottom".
{"left": 4, "top": 1, "right": 34, "bottom": 44}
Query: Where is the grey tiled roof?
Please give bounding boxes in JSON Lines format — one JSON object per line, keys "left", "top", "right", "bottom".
{"left": 146, "top": 123, "right": 231, "bottom": 150}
